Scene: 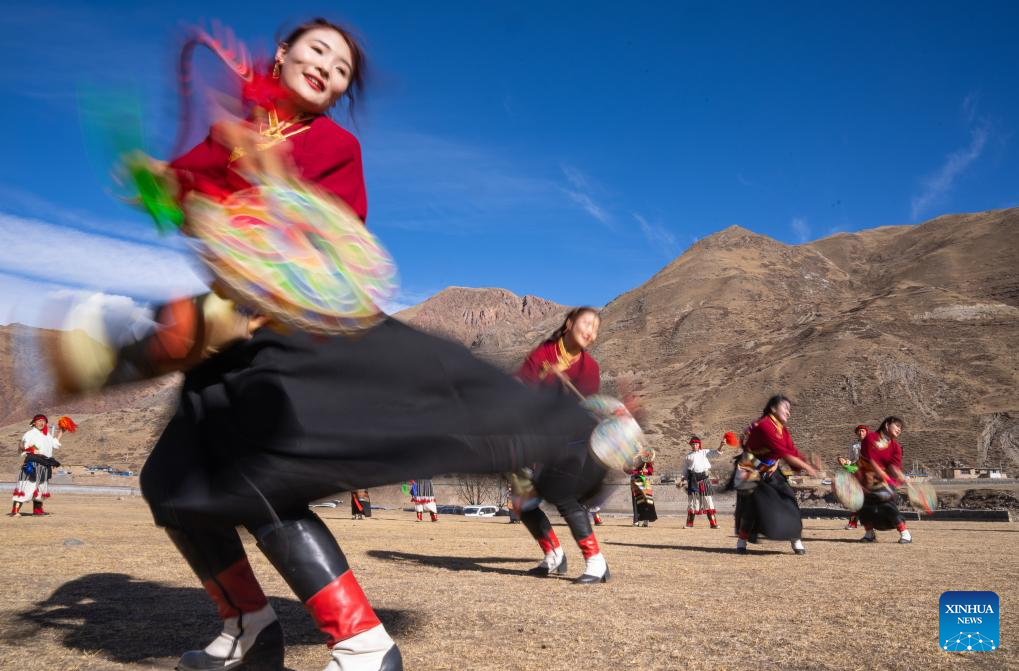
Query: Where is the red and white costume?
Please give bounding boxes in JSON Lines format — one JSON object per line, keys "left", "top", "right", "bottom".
{"left": 410, "top": 479, "right": 438, "bottom": 522}
{"left": 11, "top": 423, "right": 60, "bottom": 512}
{"left": 679, "top": 442, "right": 719, "bottom": 528}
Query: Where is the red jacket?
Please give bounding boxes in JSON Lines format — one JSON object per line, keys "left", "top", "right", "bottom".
{"left": 516, "top": 340, "right": 600, "bottom": 397}
{"left": 170, "top": 115, "right": 368, "bottom": 221}
{"left": 859, "top": 431, "right": 903, "bottom": 484}
{"left": 744, "top": 415, "right": 803, "bottom": 465}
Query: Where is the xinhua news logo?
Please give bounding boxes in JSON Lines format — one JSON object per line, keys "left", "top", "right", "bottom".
{"left": 939, "top": 591, "right": 999, "bottom": 652}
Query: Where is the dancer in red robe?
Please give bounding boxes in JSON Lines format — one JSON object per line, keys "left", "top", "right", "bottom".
{"left": 856, "top": 416, "right": 913, "bottom": 544}
{"left": 735, "top": 395, "right": 819, "bottom": 555}
{"left": 515, "top": 308, "right": 611, "bottom": 583}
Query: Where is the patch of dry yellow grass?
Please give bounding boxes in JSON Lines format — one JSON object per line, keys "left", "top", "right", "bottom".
{"left": 0, "top": 495, "right": 1015, "bottom": 670}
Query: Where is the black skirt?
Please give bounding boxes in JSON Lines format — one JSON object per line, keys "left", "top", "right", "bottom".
{"left": 630, "top": 479, "right": 657, "bottom": 522}
{"left": 141, "top": 318, "right": 597, "bottom": 529}
{"left": 736, "top": 470, "right": 802, "bottom": 541}
{"left": 857, "top": 489, "right": 903, "bottom": 531}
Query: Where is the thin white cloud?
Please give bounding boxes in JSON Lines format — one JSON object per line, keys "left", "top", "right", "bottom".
{"left": 910, "top": 95, "right": 991, "bottom": 221}
{"left": 365, "top": 131, "right": 568, "bottom": 233}
{"left": 0, "top": 212, "right": 208, "bottom": 301}
{"left": 0, "top": 184, "right": 187, "bottom": 250}
{"left": 561, "top": 164, "right": 591, "bottom": 191}
{"left": 379, "top": 286, "right": 439, "bottom": 315}
{"left": 560, "top": 164, "right": 613, "bottom": 228}
{"left": 791, "top": 216, "right": 810, "bottom": 244}
{"left": 962, "top": 91, "right": 980, "bottom": 125}
{"left": 633, "top": 213, "right": 678, "bottom": 258}
{"left": 563, "top": 188, "right": 613, "bottom": 226}
{"left": 365, "top": 132, "right": 618, "bottom": 232}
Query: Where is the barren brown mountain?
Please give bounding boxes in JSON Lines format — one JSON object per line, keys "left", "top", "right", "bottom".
{"left": 3, "top": 209, "right": 1018, "bottom": 479}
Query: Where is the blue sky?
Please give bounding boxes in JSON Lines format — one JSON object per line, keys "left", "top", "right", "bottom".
{"left": 1, "top": 2, "right": 1017, "bottom": 326}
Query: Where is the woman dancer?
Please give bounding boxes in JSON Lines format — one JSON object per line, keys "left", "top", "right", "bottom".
{"left": 720, "top": 431, "right": 750, "bottom": 532}
{"left": 839, "top": 424, "right": 868, "bottom": 529}
{"left": 628, "top": 452, "right": 657, "bottom": 527}
{"left": 735, "top": 395, "right": 819, "bottom": 555}
{"left": 55, "top": 19, "right": 607, "bottom": 671}
{"left": 515, "top": 308, "right": 611, "bottom": 584}
{"left": 409, "top": 479, "right": 438, "bottom": 522}
{"left": 351, "top": 489, "right": 370, "bottom": 520}
{"left": 856, "top": 417, "right": 912, "bottom": 544}
{"left": 678, "top": 437, "right": 720, "bottom": 528}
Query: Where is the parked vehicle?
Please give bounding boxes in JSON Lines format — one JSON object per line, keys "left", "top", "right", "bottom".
{"left": 463, "top": 505, "right": 498, "bottom": 517}
{"left": 436, "top": 505, "right": 464, "bottom": 515}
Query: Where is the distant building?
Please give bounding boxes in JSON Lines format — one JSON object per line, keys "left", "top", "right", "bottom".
{"left": 941, "top": 467, "right": 1009, "bottom": 479}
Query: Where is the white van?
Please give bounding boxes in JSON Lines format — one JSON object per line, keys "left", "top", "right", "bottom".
{"left": 463, "top": 505, "right": 498, "bottom": 517}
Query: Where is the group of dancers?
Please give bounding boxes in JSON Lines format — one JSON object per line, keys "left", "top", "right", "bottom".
{"left": 22, "top": 16, "right": 921, "bottom": 671}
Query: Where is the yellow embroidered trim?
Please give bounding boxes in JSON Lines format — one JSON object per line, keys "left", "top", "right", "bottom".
{"left": 538, "top": 338, "right": 580, "bottom": 380}
{"left": 768, "top": 414, "right": 784, "bottom": 436}
{"left": 228, "top": 108, "right": 313, "bottom": 163}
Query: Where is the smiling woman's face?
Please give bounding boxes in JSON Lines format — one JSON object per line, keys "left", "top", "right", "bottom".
{"left": 275, "top": 27, "right": 354, "bottom": 114}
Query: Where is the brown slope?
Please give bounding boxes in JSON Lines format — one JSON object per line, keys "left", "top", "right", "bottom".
{"left": 395, "top": 286, "right": 568, "bottom": 369}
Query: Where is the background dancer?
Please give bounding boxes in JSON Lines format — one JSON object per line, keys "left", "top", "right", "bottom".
{"left": 839, "top": 424, "right": 868, "bottom": 529}
{"left": 410, "top": 479, "right": 438, "bottom": 522}
{"left": 352, "top": 489, "right": 371, "bottom": 520}
{"left": 10, "top": 414, "right": 73, "bottom": 517}
{"left": 515, "top": 308, "right": 611, "bottom": 584}
{"left": 720, "top": 431, "right": 750, "bottom": 533}
{"left": 678, "top": 436, "right": 720, "bottom": 528}
{"left": 857, "top": 416, "right": 913, "bottom": 544}
{"left": 735, "top": 396, "right": 819, "bottom": 555}
{"left": 628, "top": 450, "right": 657, "bottom": 527}
{"left": 51, "top": 18, "right": 612, "bottom": 671}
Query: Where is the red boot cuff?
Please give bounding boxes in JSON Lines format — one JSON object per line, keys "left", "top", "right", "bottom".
{"left": 202, "top": 557, "right": 269, "bottom": 619}
{"left": 577, "top": 534, "right": 601, "bottom": 559}
{"left": 305, "top": 570, "right": 382, "bottom": 647}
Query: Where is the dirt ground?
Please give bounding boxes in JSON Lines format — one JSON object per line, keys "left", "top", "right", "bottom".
{"left": 0, "top": 495, "right": 1015, "bottom": 671}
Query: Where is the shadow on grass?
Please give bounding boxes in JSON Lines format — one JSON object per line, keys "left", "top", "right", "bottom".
{"left": 935, "top": 527, "right": 1019, "bottom": 533}
{"left": 368, "top": 550, "right": 534, "bottom": 576}
{"left": 4, "top": 572, "right": 415, "bottom": 666}
{"left": 804, "top": 537, "right": 875, "bottom": 544}
{"left": 605, "top": 541, "right": 787, "bottom": 556}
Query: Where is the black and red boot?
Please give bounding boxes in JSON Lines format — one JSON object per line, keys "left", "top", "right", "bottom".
{"left": 256, "top": 513, "right": 402, "bottom": 671}
{"left": 520, "top": 509, "right": 567, "bottom": 577}
{"left": 166, "top": 528, "right": 284, "bottom": 671}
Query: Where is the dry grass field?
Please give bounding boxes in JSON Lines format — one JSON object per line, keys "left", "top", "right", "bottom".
{"left": 0, "top": 495, "right": 1015, "bottom": 671}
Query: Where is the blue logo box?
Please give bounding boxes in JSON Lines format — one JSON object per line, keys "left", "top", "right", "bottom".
{"left": 939, "top": 591, "right": 999, "bottom": 652}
